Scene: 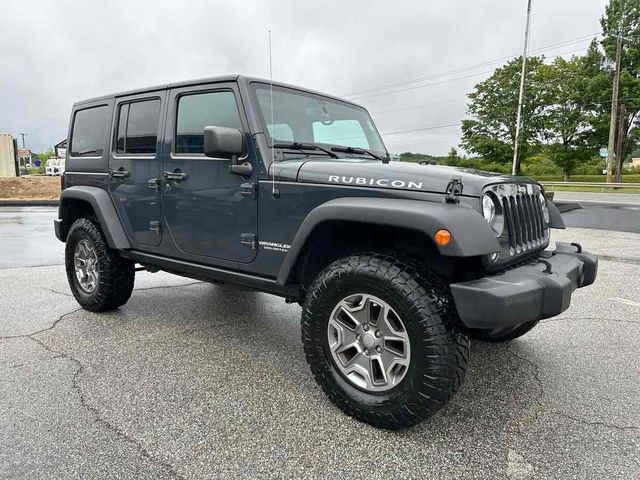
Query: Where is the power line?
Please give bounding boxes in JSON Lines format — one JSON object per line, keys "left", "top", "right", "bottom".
{"left": 370, "top": 98, "right": 466, "bottom": 114}
{"left": 351, "top": 44, "right": 595, "bottom": 101}
{"left": 372, "top": 93, "right": 640, "bottom": 117}
{"left": 377, "top": 96, "right": 640, "bottom": 138}
{"left": 380, "top": 123, "right": 461, "bottom": 136}
{"left": 345, "top": 33, "right": 600, "bottom": 98}
{"left": 344, "top": 33, "right": 601, "bottom": 100}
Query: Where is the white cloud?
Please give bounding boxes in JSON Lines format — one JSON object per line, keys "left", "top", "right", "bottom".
{"left": 0, "top": 0, "right": 608, "bottom": 155}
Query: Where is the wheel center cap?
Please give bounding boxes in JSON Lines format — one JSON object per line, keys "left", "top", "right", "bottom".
{"left": 362, "top": 333, "right": 376, "bottom": 348}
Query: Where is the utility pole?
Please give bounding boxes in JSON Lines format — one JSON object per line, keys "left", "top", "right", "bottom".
{"left": 19, "top": 133, "right": 28, "bottom": 148}
{"left": 615, "top": 103, "right": 626, "bottom": 183}
{"left": 512, "top": 0, "right": 533, "bottom": 176}
{"left": 606, "top": 36, "right": 622, "bottom": 183}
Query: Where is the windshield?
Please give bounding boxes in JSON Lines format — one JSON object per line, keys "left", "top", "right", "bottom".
{"left": 251, "top": 83, "right": 387, "bottom": 156}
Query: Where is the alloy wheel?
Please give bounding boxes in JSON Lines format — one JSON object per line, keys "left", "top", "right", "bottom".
{"left": 74, "top": 239, "right": 99, "bottom": 293}
{"left": 327, "top": 293, "right": 411, "bottom": 392}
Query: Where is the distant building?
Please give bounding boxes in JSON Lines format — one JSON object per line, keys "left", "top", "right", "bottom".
{"left": 629, "top": 158, "right": 640, "bottom": 169}
{"left": 17, "top": 148, "right": 32, "bottom": 168}
{"left": 54, "top": 139, "right": 67, "bottom": 159}
{"left": 0, "top": 134, "right": 18, "bottom": 177}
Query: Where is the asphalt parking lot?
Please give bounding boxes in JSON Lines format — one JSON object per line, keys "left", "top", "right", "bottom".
{"left": 0, "top": 204, "right": 639, "bottom": 479}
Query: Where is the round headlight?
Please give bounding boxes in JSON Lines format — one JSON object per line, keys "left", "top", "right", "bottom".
{"left": 482, "top": 194, "right": 496, "bottom": 225}
{"left": 539, "top": 192, "right": 550, "bottom": 223}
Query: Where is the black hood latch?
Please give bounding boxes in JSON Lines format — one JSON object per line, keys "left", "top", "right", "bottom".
{"left": 445, "top": 176, "right": 463, "bottom": 203}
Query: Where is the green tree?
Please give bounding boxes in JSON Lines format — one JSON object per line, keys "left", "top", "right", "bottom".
{"left": 398, "top": 152, "right": 438, "bottom": 164}
{"left": 541, "top": 56, "right": 596, "bottom": 179}
{"left": 461, "top": 56, "right": 549, "bottom": 165}
{"left": 446, "top": 147, "right": 460, "bottom": 165}
{"left": 599, "top": 0, "right": 640, "bottom": 164}
{"left": 31, "top": 149, "right": 55, "bottom": 175}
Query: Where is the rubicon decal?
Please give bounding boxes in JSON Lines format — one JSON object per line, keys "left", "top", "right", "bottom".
{"left": 258, "top": 241, "right": 291, "bottom": 253}
{"left": 328, "top": 175, "right": 423, "bottom": 190}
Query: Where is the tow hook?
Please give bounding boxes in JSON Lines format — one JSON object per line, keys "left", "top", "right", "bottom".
{"left": 538, "top": 259, "right": 553, "bottom": 274}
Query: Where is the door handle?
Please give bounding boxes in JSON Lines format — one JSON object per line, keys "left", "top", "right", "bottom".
{"left": 110, "top": 168, "right": 130, "bottom": 178}
{"left": 162, "top": 170, "right": 188, "bottom": 181}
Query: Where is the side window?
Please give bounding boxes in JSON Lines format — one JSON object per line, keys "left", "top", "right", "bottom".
{"left": 70, "top": 105, "right": 108, "bottom": 157}
{"left": 115, "top": 99, "right": 161, "bottom": 155}
{"left": 175, "top": 91, "right": 242, "bottom": 154}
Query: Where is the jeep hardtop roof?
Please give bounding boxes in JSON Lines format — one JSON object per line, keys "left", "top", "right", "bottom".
{"left": 74, "top": 74, "right": 366, "bottom": 110}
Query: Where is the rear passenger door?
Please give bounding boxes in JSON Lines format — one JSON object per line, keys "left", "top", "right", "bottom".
{"left": 108, "top": 92, "right": 165, "bottom": 247}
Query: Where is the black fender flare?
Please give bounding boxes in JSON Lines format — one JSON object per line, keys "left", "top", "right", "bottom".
{"left": 275, "top": 197, "right": 500, "bottom": 286}
{"left": 548, "top": 201, "right": 565, "bottom": 229}
{"left": 57, "top": 186, "right": 130, "bottom": 249}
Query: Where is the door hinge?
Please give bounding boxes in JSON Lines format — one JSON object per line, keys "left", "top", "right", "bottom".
{"left": 445, "top": 176, "right": 463, "bottom": 203}
{"left": 240, "top": 182, "right": 256, "bottom": 197}
{"left": 241, "top": 233, "right": 257, "bottom": 249}
{"left": 149, "top": 221, "right": 161, "bottom": 234}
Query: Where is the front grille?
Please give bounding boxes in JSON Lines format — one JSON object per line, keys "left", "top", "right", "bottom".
{"left": 501, "top": 192, "right": 546, "bottom": 254}
{"left": 486, "top": 183, "right": 548, "bottom": 258}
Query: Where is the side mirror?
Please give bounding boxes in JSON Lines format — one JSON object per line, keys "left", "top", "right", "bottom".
{"left": 203, "top": 126, "right": 252, "bottom": 177}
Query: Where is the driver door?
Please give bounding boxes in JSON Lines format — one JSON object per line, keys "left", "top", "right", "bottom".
{"left": 161, "top": 83, "right": 257, "bottom": 264}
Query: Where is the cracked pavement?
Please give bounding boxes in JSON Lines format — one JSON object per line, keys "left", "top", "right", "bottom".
{"left": 0, "top": 227, "right": 639, "bottom": 479}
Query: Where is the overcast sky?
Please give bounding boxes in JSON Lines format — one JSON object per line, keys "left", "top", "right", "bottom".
{"left": 0, "top": 0, "right": 608, "bottom": 156}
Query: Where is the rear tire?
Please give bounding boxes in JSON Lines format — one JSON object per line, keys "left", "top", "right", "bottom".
{"left": 65, "top": 217, "right": 135, "bottom": 312}
{"left": 301, "top": 254, "right": 469, "bottom": 430}
{"left": 467, "top": 320, "right": 539, "bottom": 343}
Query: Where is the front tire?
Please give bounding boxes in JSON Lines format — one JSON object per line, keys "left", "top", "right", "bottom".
{"left": 301, "top": 254, "right": 469, "bottom": 430}
{"left": 65, "top": 217, "right": 135, "bottom": 312}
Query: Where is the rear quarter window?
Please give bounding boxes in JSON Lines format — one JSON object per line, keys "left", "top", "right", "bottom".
{"left": 70, "top": 105, "right": 108, "bottom": 157}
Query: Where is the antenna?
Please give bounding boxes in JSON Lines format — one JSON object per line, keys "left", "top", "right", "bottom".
{"left": 269, "top": 29, "right": 279, "bottom": 199}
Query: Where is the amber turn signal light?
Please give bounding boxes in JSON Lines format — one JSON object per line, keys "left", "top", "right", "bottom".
{"left": 434, "top": 229, "right": 451, "bottom": 246}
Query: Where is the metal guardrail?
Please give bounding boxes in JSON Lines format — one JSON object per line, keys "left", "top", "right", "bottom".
{"left": 541, "top": 181, "right": 640, "bottom": 189}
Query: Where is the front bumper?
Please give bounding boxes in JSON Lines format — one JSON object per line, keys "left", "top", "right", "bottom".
{"left": 450, "top": 242, "right": 597, "bottom": 329}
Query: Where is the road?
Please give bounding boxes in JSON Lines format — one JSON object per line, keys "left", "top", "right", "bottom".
{"left": 552, "top": 191, "right": 640, "bottom": 205}
{"left": 0, "top": 199, "right": 639, "bottom": 479}
{"left": 0, "top": 207, "right": 64, "bottom": 268}
{"left": 1, "top": 192, "right": 638, "bottom": 269}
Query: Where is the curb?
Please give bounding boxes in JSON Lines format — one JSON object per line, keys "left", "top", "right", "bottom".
{"left": 0, "top": 200, "right": 59, "bottom": 207}
{"left": 555, "top": 202, "right": 581, "bottom": 213}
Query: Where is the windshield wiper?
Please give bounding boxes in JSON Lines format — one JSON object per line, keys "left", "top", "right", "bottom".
{"left": 330, "top": 146, "right": 389, "bottom": 163}
{"left": 273, "top": 142, "right": 339, "bottom": 159}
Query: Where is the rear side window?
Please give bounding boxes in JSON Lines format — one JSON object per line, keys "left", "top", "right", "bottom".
{"left": 175, "top": 91, "right": 242, "bottom": 154}
{"left": 70, "top": 105, "right": 108, "bottom": 157}
{"left": 115, "top": 99, "right": 161, "bottom": 154}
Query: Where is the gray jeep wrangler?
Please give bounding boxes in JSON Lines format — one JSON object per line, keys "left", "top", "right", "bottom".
{"left": 54, "top": 75, "right": 597, "bottom": 430}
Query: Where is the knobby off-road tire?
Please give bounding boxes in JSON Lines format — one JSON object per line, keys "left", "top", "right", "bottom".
{"left": 467, "top": 320, "right": 539, "bottom": 343}
{"left": 65, "top": 217, "right": 135, "bottom": 312}
{"left": 301, "top": 254, "right": 469, "bottom": 430}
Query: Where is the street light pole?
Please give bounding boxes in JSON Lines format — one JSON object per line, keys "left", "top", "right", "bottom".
{"left": 606, "top": 36, "right": 622, "bottom": 183}
{"left": 19, "top": 133, "right": 27, "bottom": 149}
{"left": 512, "top": 0, "right": 533, "bottom": 176}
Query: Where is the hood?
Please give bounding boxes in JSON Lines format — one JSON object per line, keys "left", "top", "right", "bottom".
{"left": 272, "top": 159, "right": 537, "bottom": 197}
